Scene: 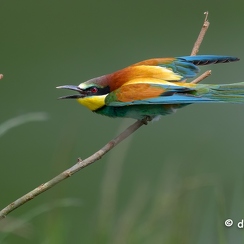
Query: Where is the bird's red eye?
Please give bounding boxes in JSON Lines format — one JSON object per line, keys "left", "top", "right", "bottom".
{"left": 90, "top": 87, "right": 98, "bottom": 94}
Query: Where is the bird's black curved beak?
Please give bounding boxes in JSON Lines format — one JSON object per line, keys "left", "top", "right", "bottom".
{"left": 56, "top": 85, "right": 85, "bottom": 99}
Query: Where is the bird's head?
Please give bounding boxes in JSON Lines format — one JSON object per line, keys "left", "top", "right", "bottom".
{"left": 57, "top": 81, "right": 110, "bottom": 111}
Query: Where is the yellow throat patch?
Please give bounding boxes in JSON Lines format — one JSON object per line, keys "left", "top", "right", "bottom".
{"left": 77, "top": 95, "right": 107, "bottom": 111}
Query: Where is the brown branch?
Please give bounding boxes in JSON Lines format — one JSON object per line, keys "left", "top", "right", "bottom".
{"left": 191, "top": 70, "right": 212, "bottom": 84}
{"left": 0, "top": 12, "right": 210, "bottom": 220}
{"left": 190, "top": 12, "right": 211, "bottom": 84}
{"left": 191, "top": 12, "right": 210, "bottom": 56}
{"left": 0, "top": 120, "right": 144, "bottom": 219}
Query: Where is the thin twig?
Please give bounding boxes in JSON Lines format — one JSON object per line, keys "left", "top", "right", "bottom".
{"left": 0, "top": 12, "right": 210, "bottom": 220}
{"left": 0, "top": 120, "right": 144, "bottom": 219}
{"left": 190, "top": 12, "right": 211, "bottom": 84}
{"left": 191, "top": 12, "right": 210, "bottom": 56}
{"left": 191, "top": 70, "right": 212, "bottom": 84}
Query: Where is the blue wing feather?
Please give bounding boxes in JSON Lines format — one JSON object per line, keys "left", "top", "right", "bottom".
{"left": 159, "top": 55, "right": 239, "bottom": 80}
{"left": 177, "top": 55, "right": 239, "bottom": 65}
{"left": 107, "top": 93, "right": 214, "bottom": 106}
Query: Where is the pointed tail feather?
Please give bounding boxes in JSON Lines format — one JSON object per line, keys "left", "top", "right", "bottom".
{"left": 196, "top": 82, "right": 244, "bottom": 104}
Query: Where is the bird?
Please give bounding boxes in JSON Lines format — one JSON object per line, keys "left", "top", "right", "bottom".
{"left": 57, "top": 55, "right": 243, "bottom": 121}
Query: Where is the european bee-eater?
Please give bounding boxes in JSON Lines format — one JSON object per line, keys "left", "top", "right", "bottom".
{"left": 57, "top": 55, "right": 243, "bottom": 121}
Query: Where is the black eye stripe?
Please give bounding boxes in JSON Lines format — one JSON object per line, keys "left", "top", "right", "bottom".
{"left": 86, "top": 86, "right": 110, "bottom": 95}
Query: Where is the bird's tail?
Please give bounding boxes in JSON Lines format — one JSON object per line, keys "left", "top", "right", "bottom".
{"left": 195, "top": 82, "right": 244, "bottom": 104}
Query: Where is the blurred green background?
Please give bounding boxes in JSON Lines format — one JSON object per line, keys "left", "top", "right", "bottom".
{"left": 1, "top": 0, "right": 244, "bottom": 243}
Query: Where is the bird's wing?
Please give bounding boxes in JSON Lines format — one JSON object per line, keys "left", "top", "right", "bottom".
{"left": 105, "top": 78, "right": 210, "bottom": 106}
{"left": 131, "top": 55, "right": 239, "bottom": 79}
{"left": 107, "top": 55, "right": 239, "bottom": 91}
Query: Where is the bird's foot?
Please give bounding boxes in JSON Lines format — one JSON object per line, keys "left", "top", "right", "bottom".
{"left": 141, "top": 116, "right": 152, "bottom": 125}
